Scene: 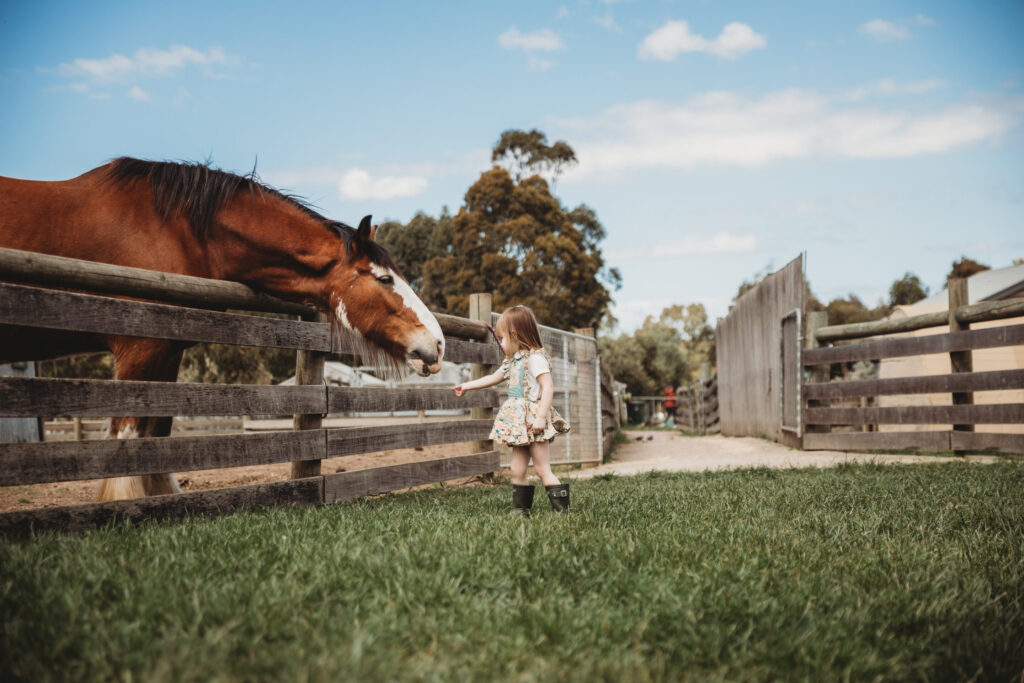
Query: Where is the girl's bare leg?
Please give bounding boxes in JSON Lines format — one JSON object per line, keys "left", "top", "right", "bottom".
{"left": 509, "top": 446, "right": 530, "bottom": 485}
{"left": 529, "top": 440, "right": 561, "bottom": 486}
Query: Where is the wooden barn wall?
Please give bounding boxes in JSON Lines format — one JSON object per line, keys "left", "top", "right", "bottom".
{"left": 716, "top": 255, "right": 805, "bottom": 441}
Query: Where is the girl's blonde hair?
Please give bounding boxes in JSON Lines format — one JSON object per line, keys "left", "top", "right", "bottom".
{"left": 496, "top": 305, "right": 543, "bottom": 351}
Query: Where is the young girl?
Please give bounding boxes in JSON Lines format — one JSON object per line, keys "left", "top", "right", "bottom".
{"left": 453, "top": 305, "right": 570, "bottom": 516}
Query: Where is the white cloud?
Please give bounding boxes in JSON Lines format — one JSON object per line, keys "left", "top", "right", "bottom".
{"left": 127, "top": 85, "right": 150, "bottom": 101}
{"left": 593, "top": 14, "right": 621, "bottom": 32}
{"left": 498, "top": 27, "right": 565, "bottom": 52}
{"left": 556, "top": 6, "right": 569, "bottom": 19}
{"left": 839, "top": 78, "right": 946, "bottom": 102}
{"left": 638, "top": 20, "right": 766, "bottom": 61}
{"left": 338, "top": 168, "right": 428, "bottom": 200}
{"left": 59, "top": 45, "right": 232, "bottom": 82}
{"left": 264, "top": 150, "right": 490, "bottom": 192}
{"left": 528, "top": 56, "right": 556, "bottom": 72}
{"left": 556, "top": 89, "right": 1022, "bottom": 179}
{"left": 619, "top": 233, "right": 757, "bottom": 261}
{"left": 915, "top": 14, "right": 936, "bottom": 26}
{"left": 859, "top": 19, "right": 909, "bottom": 41}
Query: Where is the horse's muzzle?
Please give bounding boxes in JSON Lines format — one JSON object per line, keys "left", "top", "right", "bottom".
{"left": 406, "top": 341, "right": 443, "bottom": 377}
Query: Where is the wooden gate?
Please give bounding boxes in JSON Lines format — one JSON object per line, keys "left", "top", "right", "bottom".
{"left": 801, "top": 279, "right": 1024, "bottom": 454}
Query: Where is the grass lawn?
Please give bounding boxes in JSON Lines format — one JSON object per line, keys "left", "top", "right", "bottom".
{"left": 2, "top": 462, "right": 1022, "bottom": 681}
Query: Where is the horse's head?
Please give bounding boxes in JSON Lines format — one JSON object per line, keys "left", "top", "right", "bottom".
{"left": 331, "top": 216, "right": 444, "bottom": 377}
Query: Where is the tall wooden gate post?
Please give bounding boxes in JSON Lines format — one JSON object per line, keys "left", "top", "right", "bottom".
{"left": 291, "top": 311, "right": 327, "bottom": 479}
{"left": 804, "top": 311, "right": 829, "bottom": 440}
{"left": 948, "top": 278, "right": 973, "bottom": 455}
{"left": 468, "top": 294, "right": 494, "bottom": 461}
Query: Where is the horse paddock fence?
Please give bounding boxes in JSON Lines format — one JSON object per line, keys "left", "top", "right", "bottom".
{"left": 802, "top": 279, "right": 1024, "bottom": 454}
{"left": 1, "top": 246, "right": 591, "bottom": 535}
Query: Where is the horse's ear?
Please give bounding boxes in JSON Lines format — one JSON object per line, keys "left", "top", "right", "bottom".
{"left": 357, "top": 215, "right": 373, "bottom": 242}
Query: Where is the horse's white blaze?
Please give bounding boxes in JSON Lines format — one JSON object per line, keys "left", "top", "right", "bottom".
{"left": 374, "top": 265, "right": 444, "bottom": 354}
{"left": 334, "top": 299, "right": 360, "bottom": 336}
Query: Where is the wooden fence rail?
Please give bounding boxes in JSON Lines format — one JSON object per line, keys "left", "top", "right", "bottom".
{"left": 802, "top": 279, "right": 1024, "bottom": 456}
{"left": 0, "top": 247, "right": 505, "bottom": 535}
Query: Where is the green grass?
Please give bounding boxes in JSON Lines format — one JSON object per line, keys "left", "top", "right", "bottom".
{"left": 2, "top": 463, "right": 1023, "bottom": 681}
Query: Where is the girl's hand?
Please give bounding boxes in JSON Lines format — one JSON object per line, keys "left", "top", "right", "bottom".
{"left": 452, "top": 384, "right": 466, "bottom": 397}
{"left": 531, "top": 417, "right": 546, "bottom": 434}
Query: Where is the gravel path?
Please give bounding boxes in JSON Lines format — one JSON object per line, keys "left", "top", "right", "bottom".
{"left": 567, "top": 430, "right": 998, "bottom": 479}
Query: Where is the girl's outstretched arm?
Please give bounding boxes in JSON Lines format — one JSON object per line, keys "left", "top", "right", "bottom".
{"left": 453, "top": 368, "right": 504, "bottom": 396}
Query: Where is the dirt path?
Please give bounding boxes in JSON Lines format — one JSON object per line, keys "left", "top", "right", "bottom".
{"left": 567, "top": 430, "right": 999, "bottom": 479}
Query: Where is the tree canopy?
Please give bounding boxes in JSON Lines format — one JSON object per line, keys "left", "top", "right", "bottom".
{"left": 889, "top": 272, "right": 929, "bottom": 306}
{"left": 377, "top": 130, "right": 619, "bottom": 331}
{"left": 598, "top": 303, "right": 716, "bottom": 396}
{"left": 491, "top": 128, "right": 578, "bottom": 182}
{"left": 948, "top": 257, "right": 990, "bottom": 281}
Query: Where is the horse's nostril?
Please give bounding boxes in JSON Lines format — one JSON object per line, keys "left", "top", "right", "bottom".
{"left": 410, "top": 347, "right": 438, "bottom": 365}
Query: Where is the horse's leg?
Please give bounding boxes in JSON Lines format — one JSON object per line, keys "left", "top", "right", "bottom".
{"left": 97, "top": 338, "right": 186, "bottom": 502}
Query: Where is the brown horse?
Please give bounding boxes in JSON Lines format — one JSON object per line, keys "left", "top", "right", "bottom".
{"left": 0, "top": 158, "right": 444, "bottom": 501}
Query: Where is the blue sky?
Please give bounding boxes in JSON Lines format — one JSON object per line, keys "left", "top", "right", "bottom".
{"left": 2, "top": 0, "right": 1023, "bottom": 331}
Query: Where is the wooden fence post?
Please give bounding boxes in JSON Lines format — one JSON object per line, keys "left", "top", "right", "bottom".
{"left": 468, "top": 294, "right": 494, "bottom": 463}
{"left": 948, "top": 278, "right": 973, "bottom": 454}
{"left": 805, "top": 311, "right": 829, "bottom": 439}
{"left": 291, "top": 311, "right": 327, "bottom": 479}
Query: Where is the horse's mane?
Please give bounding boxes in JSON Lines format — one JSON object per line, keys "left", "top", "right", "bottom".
{"left": 104, "top": 157, "right": 399, "bottom": 271}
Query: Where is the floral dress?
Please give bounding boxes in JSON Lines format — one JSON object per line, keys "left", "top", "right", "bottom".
{"left": 489, "top": 349, "right": 570, "bottom": 446}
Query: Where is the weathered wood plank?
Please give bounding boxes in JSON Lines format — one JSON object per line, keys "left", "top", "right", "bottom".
{"left": 0, "top": 477, "right": 323, "bottom": 537}
{"left": 329, "top": 387, "right": 502, "bottom": 413}
{"left": 326, "top": 419, "right": 493, "bottom": 457}
{"left": 803, "top": 369, "right": 1024, "bottom": 400}
{"left": 434, "top": 312, "right": 489, "bottom": 341}
{"left": 0, "top": 282, "right": 331, "bottom": 351}
{"left": 814, "top": 297, "right": 1024, "bottom": 343}
{"left": 805, "top": 404, "right": 1024, "bottom": 425}
{"left": 950, "top": 432, "right": 1024, "bottom": 454}
{"left": 803, "top": 431, "right": 951, "bottom": 451}
{"left": 0, "top": 430, "right": 325, "bottom": 486}
{"left": 324, "top": 451, "right": 499, "bottom": 504}
{"left": 443, "top": 337, "right": 503, "bottom": 365}
{"left": 803, "top": 324, "right": 1024, "bottom": 365}
{"left": 0, "top": 246, "right": 316, "bottom": 315}
{"left": 0, "top": 377, "right": 325, "bottom": 417}
{"left": 0, "top": 248, "right": 515, "bottom": 346}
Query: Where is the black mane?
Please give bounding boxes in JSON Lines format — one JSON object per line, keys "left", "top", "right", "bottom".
{"left": 105, "top": 157, "right": 399, "bottom": 271}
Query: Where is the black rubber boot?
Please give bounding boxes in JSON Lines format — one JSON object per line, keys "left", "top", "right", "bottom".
{"left": 511, "top": 484, "right": 535, "bottom": 518}
{"left": 546, "top": 484, "right": 570, "bottom": 514}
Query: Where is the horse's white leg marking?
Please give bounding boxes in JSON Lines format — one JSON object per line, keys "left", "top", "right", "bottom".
{"left": 97, "top": 422, "right": 181, "bottom": 501}
{"left": 97, "top": 423, "right": 147, "bottom": 501}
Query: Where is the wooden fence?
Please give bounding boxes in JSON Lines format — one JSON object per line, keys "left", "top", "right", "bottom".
{"left": 802, "top": 278, "right": 1024, "bottom": 454}
{"left": 0, "top": 247, "right": 508, "bottom": 535}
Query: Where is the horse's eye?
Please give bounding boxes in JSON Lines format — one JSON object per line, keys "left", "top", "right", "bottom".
{"left": 376, "top": 275, "right": 394, "bottom": 285}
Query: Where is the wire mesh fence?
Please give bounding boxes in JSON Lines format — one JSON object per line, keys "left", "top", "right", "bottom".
{"left": 492, "top": 313, "right": 602, "bottom": 466}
